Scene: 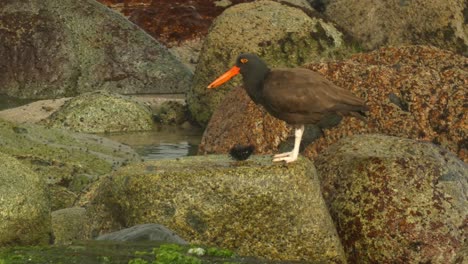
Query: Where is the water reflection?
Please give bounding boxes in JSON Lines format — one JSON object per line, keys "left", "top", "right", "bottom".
{"left": 101, "top": 126, "right": 202, "bottom": 160}
{"left": 0, "top": 94, "right": 36, "bottom": 110}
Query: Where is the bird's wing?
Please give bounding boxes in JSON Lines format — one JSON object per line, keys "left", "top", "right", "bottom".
{"left": 262, "top": 68, "right": 366, "bottom": 115}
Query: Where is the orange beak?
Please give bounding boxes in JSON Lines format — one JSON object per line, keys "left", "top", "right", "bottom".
{"left": 207, "top": 66, "right": 241, "bottom": 89}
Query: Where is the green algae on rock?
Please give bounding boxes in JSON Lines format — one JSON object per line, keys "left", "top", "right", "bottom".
{"left": 0, "top": 118, "right": 139, "bottom": 210}
{"left": 187, "top": 0, "right": 353, "bottom": 126}
{"left": 83, "top": 155, "right": 346, "bottom": 263}
{"left": 0, "top": 152, "right": 51, "bottom": 246}
{"left": 43, "top": 91, "right": 154, "bottom": 133}
{"left": 153, "top": 101, "right": 188, "bottom": 125}
{"left": 315, "top": 134, "right": 467, "bottom": 263}
{"left": 51, "top": 207, "right": 87, "bottom": 245}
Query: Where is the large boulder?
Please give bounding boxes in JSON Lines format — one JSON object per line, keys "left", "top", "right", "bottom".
{"left": 82, "top": 155, "right": 347, "bottom": 263}
{"left": 316, "top": 134, "right": 467, "bottom": 263}
{"left": 187, "top": 0, "right": 351, "bottom": 126}
{"left": 0, "top": 152, "right": 51, "bottom": 246}
{"left": 304, "top": 45, "right": 467, "bottom": 162}
{"left": 0, "top": 118, "right": 139, "bottom": 210}
{"left": 0, "top": 0, "right": 192, "bottom": 99}
{"left": 43, "top": 91, "right": 154, "bottom": 133}
{"left": 322, "top": 0, "right": 468, "bottom": 54}
{"left": 199, "top": 87, "right": 291, "bottom": 154}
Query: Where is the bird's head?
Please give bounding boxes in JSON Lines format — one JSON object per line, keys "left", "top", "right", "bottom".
{"left": 207, "top": 53, "right": 269, "bottom": 89}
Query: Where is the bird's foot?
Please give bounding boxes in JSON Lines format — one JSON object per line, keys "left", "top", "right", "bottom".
{"left": 273, "top": 152, "right": 298, "bottom": 163}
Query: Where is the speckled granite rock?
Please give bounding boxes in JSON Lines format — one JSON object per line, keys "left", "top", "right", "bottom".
{"left": 43, "top": 91, "right": 154, "bottom": 133}
{"left": 187, "top": 0, "right": 351, "bottom": 126}
{"left": 315, "top": 134, "right": 467, "bottom": 263}
{"left": 199, "top": 87, "right": 291, "bottom": 155}
{"left": 82, "top": 155, "right": 346, "bottom": 263}
{"left": 323, "top": 0, "right": 468, "bottom": 55}
{"left": 0, "top": 0, "right": 191, "bottom": 98}
{"left": 0, "top": 152, "right": 51, "bottom": 246}
{"left": 304, "top": 45, "right": 467, "bottom": 162}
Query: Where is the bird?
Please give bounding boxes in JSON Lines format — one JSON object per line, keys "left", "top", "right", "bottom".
{"left": 207, "top": 53, "right": 368, "bottom": 163}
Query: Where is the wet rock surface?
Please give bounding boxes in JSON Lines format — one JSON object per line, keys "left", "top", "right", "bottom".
{"left": 0, "top": 152, "right": 51, "bottom": 246}
{"left": 0, "top": 0, "right": 192, "bottom": 99}
{"left": 96, "top": 223, "right": 189, "bottom": 245}
{"left": 316, "top": 134, "right": 467, "bottom": 263}
{"left": 43, "top": 91, "right": 154, "bottom": 133}
{"left": 82, "top": 155, "right": 347, "bottom": 263}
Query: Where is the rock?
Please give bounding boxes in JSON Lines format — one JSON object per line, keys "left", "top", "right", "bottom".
{"left": 43, "top": 91, "right": 154, "bottom": 133}
{"left": 96, "top": 224, "right": 189, "bottom": 245}
{"left": 0, "top": 0, "right": 192, "bottom": 99}
{"left": 0, "top": 152, "right": 51, "bottom": 246}
{"left": 187, "top": 0, "right": 351, "bottom": 126}
{"left": 199, "top": 87, "right": 291, "bottom": 155}
{"left": 153, "top": 101, "right": 187, "bottom": 125}
{"left": 315, "top": 134, "right": 467, "bottom": 263}
{"left": 97, "top": 0, "right": 313, "bottom": 46}
{"left": 51, "top": 207, "right": 87, "bottom": 245}
{"left": 0, "top": 98, "right": 70, "bottom": 124}
{"left": 49, "top": 186, "right": 78, "bottom": 211}
{"left": 0, "top": 118, "right": 139, "bottom": 209}
{"left": 323, "top": 0, "right": 468, "bottom": 55}
{"left": 82, "top": 155, "right": 346, "bottom": 263}
{"left": 303, "top": 45, "right": 467, "bottom": 162}
{"left": 98, "top": 0, "right": 313, "bottom": 73}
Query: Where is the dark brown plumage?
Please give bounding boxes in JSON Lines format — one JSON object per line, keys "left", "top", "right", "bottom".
{"left": 208, "top": 53, "right": 368, "bottom": 162}
{"left": 229, "top": 144, "right": 255, "bottom": 161}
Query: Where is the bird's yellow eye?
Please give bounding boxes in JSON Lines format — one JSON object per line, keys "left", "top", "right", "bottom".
{"left": 240, "top": 58, "right": 248, "bottom": 64}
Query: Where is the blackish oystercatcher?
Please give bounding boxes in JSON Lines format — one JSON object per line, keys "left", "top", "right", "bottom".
{"left": 208, "top": 53, "right": 368, "bottom": 163}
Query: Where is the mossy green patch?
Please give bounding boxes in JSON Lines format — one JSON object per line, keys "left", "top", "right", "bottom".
{"left": 84, "top": 155, "right": 346, "bottom": 262}
{"left": 43, "top": 91, "right": 154, "bottom": 133}
{"left": 0, "top": 241, "right": 287, "bottom": 264}
{"left": 0, "top": 118, "right": 139, "bottom": 209}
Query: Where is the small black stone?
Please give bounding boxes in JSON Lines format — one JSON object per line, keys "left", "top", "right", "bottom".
{"left": 229, "top": 144, "right": 255, "bottom": 161}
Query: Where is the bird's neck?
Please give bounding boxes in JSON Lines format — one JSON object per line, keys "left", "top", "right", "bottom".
{"left": 243, "top": 68, "right": 270, "bottom": 104}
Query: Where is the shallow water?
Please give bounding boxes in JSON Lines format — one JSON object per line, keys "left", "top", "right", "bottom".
{"left": 0, "top": 94, "right": 204, "bottom": 160}
{"left": 100, "top": 126, "right": 203, "bottom": 160}
{"left": 0, "top": 94, "right": 35, "bottom": 110}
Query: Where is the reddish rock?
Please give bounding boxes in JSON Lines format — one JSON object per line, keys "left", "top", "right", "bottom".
{"left": 198, "top": 87, "right": 291, "bottom": 155}
{"left": 303, "top": 45, "right": 467, "bottom": 162}
{"left": 315, "top": 134, "right": 467, "bottom": 263}
{"left": 97, "top": 0, "right": 250, "bottom": 46}
{"left": 97, "top": 0, "right": 312, "bottom": 46}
